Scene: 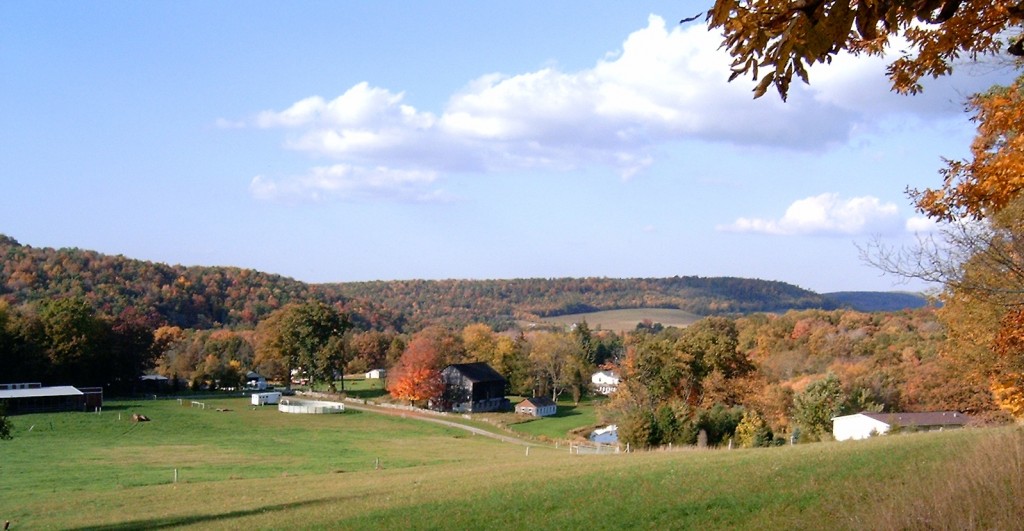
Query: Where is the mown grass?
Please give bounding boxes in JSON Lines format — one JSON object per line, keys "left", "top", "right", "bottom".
{"left": 1, "top": 399, "right": 1020, "bottom": 530}
{"left": 0, "top": 397, "right": 492, "bottom": 527}
{"left": 334, "top": 377, "right": 386, "bottom": 399}
{"left": 508, "top": 398, "right": 603, "bottom": 440}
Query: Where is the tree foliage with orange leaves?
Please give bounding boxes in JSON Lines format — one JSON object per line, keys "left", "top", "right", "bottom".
{"left": 387, "top": 366, "right": 443, "bottom": 406}
{"left": 912, "top": 76, "right": 1024, "bottom": 220}
{"left": 386, "top": 328, "right": 449, "bottom": 406}
{"left": 716, "top": 1, "right": 1024, "bottom": 419}
{"left": 917, "top": 194, "right": 1024, "bottom": 417}
{"left": 708, "top": 0, "right": 1024, "bottom": 99}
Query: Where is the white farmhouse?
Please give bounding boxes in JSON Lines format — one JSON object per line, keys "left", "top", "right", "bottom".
{"left": 832, "top": 411, "right": 970, "bottom": 441}
{"left": 591, "top": 370, "right": 620, "bottom": 395}
{"left": 245, "top": 371, "right": 268, "bottom": 391}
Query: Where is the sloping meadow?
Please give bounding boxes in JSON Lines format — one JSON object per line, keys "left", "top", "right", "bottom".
{"left": 0, "top": 398, "right": 1019, "bottom": 529}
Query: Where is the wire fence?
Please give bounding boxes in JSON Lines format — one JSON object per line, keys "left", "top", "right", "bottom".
{"left": 568, "top": 442, "right": 622, "bottom": 455}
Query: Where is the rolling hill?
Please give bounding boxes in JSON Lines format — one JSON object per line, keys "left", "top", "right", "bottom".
{"left": 1, "top": 233, "right": 924, "bottom": 331}
{"left": 823, "top": 291, "right": 932, "bottom": 312}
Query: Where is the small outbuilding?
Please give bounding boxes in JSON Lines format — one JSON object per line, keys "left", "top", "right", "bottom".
{"left": 515, "top": 396, "right": 558, "bottom": 417}
{"left": 0, "top": 383, "right": 88, "bottom": 414}
{"left": 139, "top": 374, "right": 170, "bottom": 394}
{"left": 832, "top": 411, "right": 970, "bottom": 441}
{"left": 364, "top": 369, "right": 386, "bottom": 379}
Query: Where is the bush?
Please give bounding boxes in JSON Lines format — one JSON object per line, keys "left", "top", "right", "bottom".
{"left": 697, "top": 404, "right": 744, "bottom": 447}
{"left": 0, "top": 403, "right": 12, "bottom": 440}
{"left": 734, "top": 409, "right": 773, "bottom": 448}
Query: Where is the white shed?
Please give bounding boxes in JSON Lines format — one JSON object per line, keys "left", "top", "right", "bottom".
{"left": 364, "top": 369, "right": 386, "bottom": 379}
{"left": 832, "top": 411, "right": 970, "bottom": 441}
{"left": 251, "top": 392, "right": 282, "bottom": 406}
{"left": 515, "top": 396, "right": 557, "bottom": 417}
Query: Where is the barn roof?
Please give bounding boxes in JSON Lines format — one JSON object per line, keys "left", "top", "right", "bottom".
{"left": 860, "top": 411, "right": 969, "bottom": 427}
{"left": 445, "top": 362, "right": 506, "bottom": 383}
{"left": 0, "top": 386, "right": 84, "bottom": 399}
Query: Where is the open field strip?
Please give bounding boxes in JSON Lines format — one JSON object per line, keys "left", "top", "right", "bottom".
{"left": 538, "top": 308, "right": 703, "bottom": 332}
{"left": 1, "top": 398, "right": 1020, "bottom": 529}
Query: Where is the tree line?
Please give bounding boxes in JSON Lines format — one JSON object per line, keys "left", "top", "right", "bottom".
{"left": 1, "top": 235, "right": 836, "bottom": 333}
{"left": 3, "top": 286, "right": 1016, "bottom": 449}
{"left": 0, "top": 298, "right": 160, "bottom": 394}
{"left": 707, "top": 0, "right": 1024, "bottom": 431}
{"left": 327, "top": 276, "right": 834, "bottom": 330}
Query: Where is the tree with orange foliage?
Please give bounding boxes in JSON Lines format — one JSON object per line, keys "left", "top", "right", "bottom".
{"left": 912, "top": 77, "right": 1024, "bottom": 220}
{"left": 387, "top": 366, "right": 443, "bottom": 407}
{"left": 723, "top": 1, "right": 1024, "bottom": 420}
{"left": 387, "top": 330, "right": 446, "bottom": 407}
{"left": 893, "top": 195, "right": 1024, "bottom": 418}
{"left": 708, "top": 0, "right": 1024, "bottom": 99}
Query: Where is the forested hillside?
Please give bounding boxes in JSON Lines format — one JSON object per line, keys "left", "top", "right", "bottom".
{"left": 823, "top": 291, "right": 931, "bottom": 312}
{"left": 605, "top": 306, "right": 1007, "bottom": 448}
{"left": 2, "top": 234, "right": 837, "bottom": 331}
{"left": 329, "top": 277, "right": 835, "bottom": 330}
{"left": 2, "top": 234, "right": 1009, "bottom": 427}
{"left": 0, "top": 234, "right": 328, "bottom": 328}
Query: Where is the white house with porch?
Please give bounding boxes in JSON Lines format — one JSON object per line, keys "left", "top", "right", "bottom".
{"left": 591, "top": 370, "right": 620, "bottom": 395}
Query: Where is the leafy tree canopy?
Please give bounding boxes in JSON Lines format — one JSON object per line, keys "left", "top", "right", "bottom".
{"left": 708, "top": 0, "right": 1024, "bottom": 99}
{"left": 911, "top": 76, "right": 1024, "bottom": 220}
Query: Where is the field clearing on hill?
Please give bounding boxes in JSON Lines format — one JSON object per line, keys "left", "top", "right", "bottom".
{"left": 0, "top": 399, "right": 1021, "bottom": 529}
{"left": 537, "top": 308, "right": 703, "bottom": 332}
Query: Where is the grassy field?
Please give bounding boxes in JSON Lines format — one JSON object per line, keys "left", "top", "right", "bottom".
{"left": 507, "top": 397, "right": 604, "bottom": 440}
{"left": 335, "top": 377, "right": 386, "bottom": 399}
{"left": 538, "top": 308, "right": 703, "bottom": 332}
{"left": 1, "top": 399, "right": 1021, "bottom": 529}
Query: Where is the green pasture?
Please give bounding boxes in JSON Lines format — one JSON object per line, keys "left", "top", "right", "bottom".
{"left": 0, "top": 399, "right": 1019, "bottom": 529}
{"left": 508, "top": 398, "right": 604, "bottom": 440}
{"left": 333, "top": 377, "right": 386, "bottom": 399}
{"left": 538, "top": 308, "right": 702, "bottom": 332}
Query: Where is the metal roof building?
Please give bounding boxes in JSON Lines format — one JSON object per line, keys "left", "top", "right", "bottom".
{"left": 0, "top": 384, "right": 95, "bottom": 415}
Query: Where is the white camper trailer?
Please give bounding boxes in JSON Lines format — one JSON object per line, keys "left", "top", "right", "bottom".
{"left": 251, "top": 392, "right": 282, "bottom": 406}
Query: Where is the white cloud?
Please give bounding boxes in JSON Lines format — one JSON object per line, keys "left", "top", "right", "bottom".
{"left": 239, "top": 14, "right": 1009, "bottom": 202}
{"left": 719, "top": 193, "right": 903, "bottom": 236}
{"left": 905, "top": 215, "right": 940, "bottom": 233}
{"left": 250, "top": 165, "right": 440, "bottom": 203}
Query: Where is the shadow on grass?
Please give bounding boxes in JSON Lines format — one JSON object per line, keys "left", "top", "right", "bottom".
{"left": 551, "top": 406, "right": 581, "bottom": 418}
{"left": 72, "top": 496, "right": 347, "bottom": 530}
{"left": 343, "top": 389, "right": 388, "bottom": 400}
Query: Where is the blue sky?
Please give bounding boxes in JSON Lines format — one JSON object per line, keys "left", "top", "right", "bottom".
{"left": 1, "top": 2, "right": 1016, "bottom": 293}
